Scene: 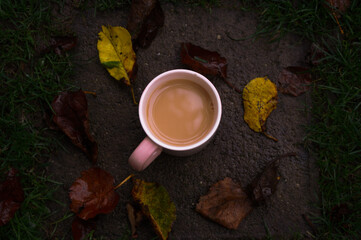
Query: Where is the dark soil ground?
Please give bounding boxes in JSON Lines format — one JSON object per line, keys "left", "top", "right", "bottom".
{"left": 47, "top": 1, "right": 319, "bottom": 239}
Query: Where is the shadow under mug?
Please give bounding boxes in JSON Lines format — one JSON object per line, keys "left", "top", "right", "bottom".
{"left": 128, "top": 69, "right": 222, "bottom": 171}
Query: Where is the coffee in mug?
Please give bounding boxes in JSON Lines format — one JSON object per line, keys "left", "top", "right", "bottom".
{"left": 146, "top": 79, "right": 215, "bottom": 146}
{"left": 129, "top": 69, "right": 222, "bottom": 171}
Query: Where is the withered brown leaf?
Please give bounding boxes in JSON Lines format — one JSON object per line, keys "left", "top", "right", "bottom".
{"left": 71, "top": 216, "right": 97, "bottom": 240}
{"left": 127, "top": 0, "right": 164, "bottom": 49}
{"left": 196, "top": 177, "right": 253, "bottom": 229}
{"left": 181, "top": 42, "right": 228, "bottom": 79}
{"left": 51, "top": 89, "right": 98, "bottom": 163}
{"left": 0, "top": 168, "right": 25, "bottom": 226}
{"left": 39, "top": 36, "right": 77, "bottom": 56}
{"left": 248, "top": 158, "right": 281, "bottom": 205}
{"left": 69, "top": 167, "right": 120, "bottom": 220}
{"left": 278, "top": 66, "right": 312, "bottom": 97}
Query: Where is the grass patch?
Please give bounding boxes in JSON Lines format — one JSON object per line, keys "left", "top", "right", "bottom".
{"left": 0, "top": 0, "right": 73, "bottom": 238}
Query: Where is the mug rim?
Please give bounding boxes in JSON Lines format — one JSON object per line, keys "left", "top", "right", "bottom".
{"left": 139, "top": 69, "right": 222, "bottom": 152}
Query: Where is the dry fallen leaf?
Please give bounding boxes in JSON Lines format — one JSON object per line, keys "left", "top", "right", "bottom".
{"left": 127, "top": 0, "right": 164, "bottom": 49}
{"left": 181, "top": 42, "right": 228, "bottom": 79}
{"left": 243, "top": 77, "right": 278, "bottom": 140}
{"left": 132, "top": 179, "right": 176, "bottom": 240}
{"left": 248, "top": 158, "right": 281, "bottom": 205}
{"left": 0, "top": 168, "right": 24, "bottom": 226}
{"left": 196, "top": 177, "right": 253, "bottom": 229}
{"left": 38, "top": 36, "right": 77, "bottom": 56}
{"left": 278, "top": 66, "right": 312, "bottom": 96}
{"left": 69, "top": 167, "right": 120, "bottom": 220}
{"left": 126, "top": 203, "right": 145, "bottom": 238}
{"left": 51, "top": 89, "right": 98, "bottom": 163}
{"left": 97, "top": 25, "right": 136, "bottom": 86}
{"left": 71, "top": 216, "right": 96, "bottom": 240}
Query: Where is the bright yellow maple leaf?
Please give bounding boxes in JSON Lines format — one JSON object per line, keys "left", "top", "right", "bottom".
{"left": 97, "top": 25, "right": 136, "bottom": 86}
{"left": 243, "top": 77, "right": 278, "bottom": 140}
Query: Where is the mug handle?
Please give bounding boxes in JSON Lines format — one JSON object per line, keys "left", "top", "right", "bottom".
{"left": 128, "top": 137, "right": 163, "bottom": 171}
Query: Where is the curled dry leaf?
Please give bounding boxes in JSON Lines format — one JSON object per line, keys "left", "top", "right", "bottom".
{"left": 278, "top": 66, "right": 312, "bottom": 97}
{"left": 51, "top": 89, "right": 98, "bottom": 163}
{"left": 0, "top": 168, "right": 24, "bottom": 226}
{"left": 181, "top": 42, "right": 228, "bottom": 79}
{"left": 248, "top": 158, "right": 281, "bottom": 205}
{"left": 97, "top": 25, "right": 136, "bottom": 86}
{"left": 126, "top": 203, "right": 138, "bottom": 238}
{"left": 72, "top": 217, "right": 97, "bottom": 240}
{"left": 69, "top": 167, "right": 120, "bottom": 220}
{"left": 132, "top": 179, "right": 176, "bottom": 240}
{"left": 196, "top": 177, "right": 253, "bottom": 229}
{"left": 126, "top": 203, "right": 144, "bottom": 238}
{"left": 39, "top": 36, "right": 77, "bottom": 56}
{"left": 243, "top": 77, "right": 278, "bottom": 140}
{"left": 127, "top": 0, "right": 164, "bottom": 49}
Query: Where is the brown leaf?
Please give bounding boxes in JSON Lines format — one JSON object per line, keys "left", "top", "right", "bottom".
{"left": 127, "top": 0, "right": 164, "bottom": 49}
{"left": 51, "top": 89, "right": 98, "bottom": 163}
{"left": 247, "top": 158, "right": 280, "bottom": 205}
{"left": 278, "top": 66, "right": 312, "bottom": 96}
{"left": 39, "top": 36, "right": 77, "bottom": 55}
{"left": 69, "top": 167, "right": 120, "bottom": 220}
{"left": 0, "top": 168, "right": 25, "bottom": 226}
{"left": 181, "top": 42, "right": 228, "bottom": 79}
{"left": 196, "top": 177, "right": 253, "bottom": 229}
{"left": 71, "top": 217, "right": 97, "bottom": 240}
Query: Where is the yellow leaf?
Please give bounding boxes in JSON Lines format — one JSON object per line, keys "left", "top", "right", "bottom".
{"left": 132, "top": 179, "right": 176, "bottom": 240}
{"left": 243, "top": 77, "right": 278, "bottom": 136}
{"left": 97, "top": 25, "right": 136, "bottom": 86}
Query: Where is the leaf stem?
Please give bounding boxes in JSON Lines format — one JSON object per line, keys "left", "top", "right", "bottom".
{"left": 222, "top": 78, "right": 242, "bottom": 94}
{"left": 130, "top": 86, "right": 138, "bottom": 105}
{"left": 263, "top": 132, "right": 278, "bottom": 142}
{"left": 114, "top": 174, "right": 134, "bottom": 190}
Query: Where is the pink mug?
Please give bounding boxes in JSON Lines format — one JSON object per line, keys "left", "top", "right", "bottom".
{"left": 129, "top": 69, "right": 222, "bottom": 171}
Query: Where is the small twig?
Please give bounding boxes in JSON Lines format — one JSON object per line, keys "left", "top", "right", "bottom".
{"left": 302, "top": 214, "right": 318, "bottom": 234}
{"left": 114, "top": 174, "right": 134, "bottom": 190}
{"left": 83, "top": 91, "right": 97, "bottom": 97}
{"left": 332, "top": 11, "right": 344, "bottom": 35}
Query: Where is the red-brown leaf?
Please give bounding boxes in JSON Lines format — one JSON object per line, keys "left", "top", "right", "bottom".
{"left": 72, "top": 217, "right": 97, "bottom": 240}
{"left": 69, "top": 167, "right": 119, "bottom": 220}
{"left": 0, "top": 168, "right": 24, "bottom": 226}
{"left": 196, "top": 177, "right": 253, "bottom": 229}
{"left": 51, "top": 89, "right": 98, "bottom": 163}
{"left": 278, "top": 66, "right": 312, "bottom": 96}
{"left": 127, "top": 0, "right": 164, "bottom": 49}
{"left": 181, "top": 42, "right": 228, "bottom": 79}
